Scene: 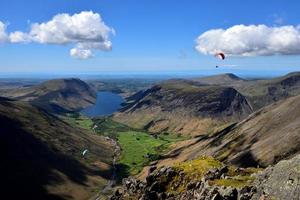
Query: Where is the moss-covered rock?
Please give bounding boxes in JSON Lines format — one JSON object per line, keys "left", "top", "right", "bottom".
{"left": 110, "top": 156, "right": 261, "bottom": 200}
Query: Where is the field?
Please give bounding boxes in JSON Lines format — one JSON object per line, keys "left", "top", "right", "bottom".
{"left": 62, "top": 115, "right": 188, "bottom": 178}
{"left": 92, "top": 117, "right": 188, "bottom": 177}
{"left": 61, "top": 113, "right": 94, "bottom": 130}
{"left": 117, "top": 131, "right": 185, "bottom": 175}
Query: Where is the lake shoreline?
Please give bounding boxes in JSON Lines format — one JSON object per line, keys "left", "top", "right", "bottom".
{"left": 81, "top": 91, "right": 124, "bottom": 117}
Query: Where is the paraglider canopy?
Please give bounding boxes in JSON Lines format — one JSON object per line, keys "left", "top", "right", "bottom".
{"left": 82, "top": 149, "right": 88, "bottom": 157}
{"left": 215, "top": 52, "right": 225, "bottom": 60}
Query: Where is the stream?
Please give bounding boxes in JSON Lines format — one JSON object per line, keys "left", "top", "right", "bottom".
{"left": 82, "top": 91, "right": 123, "bottom": 199}
{"left": 102, "top": 138, "right": 120, "bottom": 193}
{"left": 94, "top": 137, "right": 120, "bottom": 200}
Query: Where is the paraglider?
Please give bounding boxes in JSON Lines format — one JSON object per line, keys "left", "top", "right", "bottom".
{"left": 215, "top": 52, "right": 225, "bottom": 68}
{"left": 215, "top": 52, "right": 225, "bottom": 60}
{"left": 82, "top": 149, "right": 88, "bottom": 157}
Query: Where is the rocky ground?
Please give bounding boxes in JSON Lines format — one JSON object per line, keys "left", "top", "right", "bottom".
{"left": 110, "top": 154, "right": 300, "bottom": 200}
{"left": 110, "top": 157, "right": 260, "bottom": 200}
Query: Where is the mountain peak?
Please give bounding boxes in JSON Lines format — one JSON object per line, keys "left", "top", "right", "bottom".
{"left": 192, "top": 73, "right": 244, "bottom": 85}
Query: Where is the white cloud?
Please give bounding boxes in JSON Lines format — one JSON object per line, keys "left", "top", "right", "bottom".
{"left": 9, "top": 31, "right": 31, "bottom": 43}
{"left": 1, "top": 11, "right": 114, "bottom": 59}
{"left": 70, "top": 47, "right": 93, "bottom": 59}
{"left": 0, "top": 21, "right": 8, "bottom": 43}
{"left": 195, "top": 24, "right": 300, "bottom": 57}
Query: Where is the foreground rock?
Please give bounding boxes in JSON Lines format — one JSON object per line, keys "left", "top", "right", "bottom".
{"left": 111, "top": 154, "right": 300, "bottom": 200}
{"left": 252, "top": 154, "right": 300, "bottom": 199}
{"left": 110, "top": 157, "right": 259, "bottom": 200}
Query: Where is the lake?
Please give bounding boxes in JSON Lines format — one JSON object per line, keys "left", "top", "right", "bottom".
{"left": 81, "top": 91, "right": 124, "bottom": 117}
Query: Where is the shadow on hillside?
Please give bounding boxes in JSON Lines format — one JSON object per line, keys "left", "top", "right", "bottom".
{"left": 115, "top": 164, "right": 131, "bottom": 184}
{"left": 230, "top": 150, "right": 259, "bottom": 167}
{"left": 0, "top": 115, "right": 108, "bottom": 200}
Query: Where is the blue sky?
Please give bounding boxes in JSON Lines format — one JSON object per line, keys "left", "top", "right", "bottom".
{"left": 0, "top": 0, "right": 300, "bottom": 76}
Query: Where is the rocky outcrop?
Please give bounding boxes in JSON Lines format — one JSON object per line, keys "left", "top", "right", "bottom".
{"left": 110, "top": 157, "right": 259, "bottom": 200}
{"left": 111, "top": 169, "right": 257, "bottom": 200}
{"left": 252, "top": 154, "right": 300, "bottom": 199}
{"left": 111, "top": 154, "right": 300, "bottom": 200}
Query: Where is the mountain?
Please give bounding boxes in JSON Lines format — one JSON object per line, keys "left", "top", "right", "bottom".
{"left": 113, "top": 79, "right": 252, "bottom": 136}
{"left": 235, "top": 71, "right": 300, "bottom": 110}
{"left": 193, "top": 72, "right": 300, "bottom": 111}
{"left": 192, "top": 73, "right": 245, "bottom": 85}
{"left": 144, "top": 94, "right": 300, "bottom": 173}
{"left": 0, "top": 78, "right": 96, "bottom": 113}
{"left": 0, "top": 97, "right": 114, "bottom": 200}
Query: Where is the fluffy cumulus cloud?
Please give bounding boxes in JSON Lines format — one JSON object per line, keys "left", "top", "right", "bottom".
{"left": 9, "top": 31, "right": 31, "bottom": 43}
{"left": 1, "top": 11, "right": 114, "bottom": 59}
{"left": 0, "top": 21, "right": 9, "bottom": 43}
{"left": 196, "top": 24, "right": 300, "bottom": 57}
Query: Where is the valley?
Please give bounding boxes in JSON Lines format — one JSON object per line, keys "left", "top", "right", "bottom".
{"left": 2, "top": 2, "right": 300, "bottom": 199}
{"left": 1, "top": 72, "right": 300, "bottom": 200}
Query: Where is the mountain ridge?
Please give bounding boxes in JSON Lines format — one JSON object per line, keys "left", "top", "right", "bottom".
{"left": 0, "top": 78, "right": 97, "bottom": 113}
{"left": 114, "top": 79, "right": 252, "bottom": 136}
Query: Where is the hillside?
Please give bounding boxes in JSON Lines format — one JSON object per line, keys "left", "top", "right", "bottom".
{"left": 113, "top": 79, "right": 252, "bottom": 136}
{"left": 192, "top": 73, "right": 245, "bottom": 85}
{"left": 0, "top": 97, "right": 114, "bottom": 200}
{"left": 0, "top": 78, "right": 96, "bottom": 113}
{"left": 235, "top": 71, "right": 300, "bottom": 110}
{"left": 193, "top": 72, "right": 300, "bottom": 110}
{"left": 143, "top": 94, "right": 300, "bottom": 175}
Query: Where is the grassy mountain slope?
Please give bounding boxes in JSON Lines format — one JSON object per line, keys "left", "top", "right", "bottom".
{"left": 145, "top": 94, "right": 300, "bottom": 173}
{"left": 0, "top": 78, "right": 96, "bottom": 113}
{"left": 113, "top": 79, "right": 252, "bottom": 136}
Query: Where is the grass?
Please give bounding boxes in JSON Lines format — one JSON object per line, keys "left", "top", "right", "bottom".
{"left": 167, "top": 157, "right": 261, "bottom": 193}
{"left": 117, "top": 131, "right": 186, "bottom": 175}
{"left": 61, "top": 116, "right": 202, "bottom": 178}
{"left": 167, "top": 156, "right": 222, "bottom": 193}
{"left": 61, "top": 113, "right": 94, "bottom": 130}
{"left": 211, "top": 166, "right": 261, "bottom": 188}
{"left": 92, "top": 117, "right": 189, "bottom": 176}
{"left": 63, "top": 115, "right": 189, "bottom": 177}
{"left": 211, "top": 176, "right": 254, "bottom": 188}
{"left": 173, "top": 156, "right": 222, "bottom": 181}
{"left": 92, "top": 117, "right": 133, "bottom": 139}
